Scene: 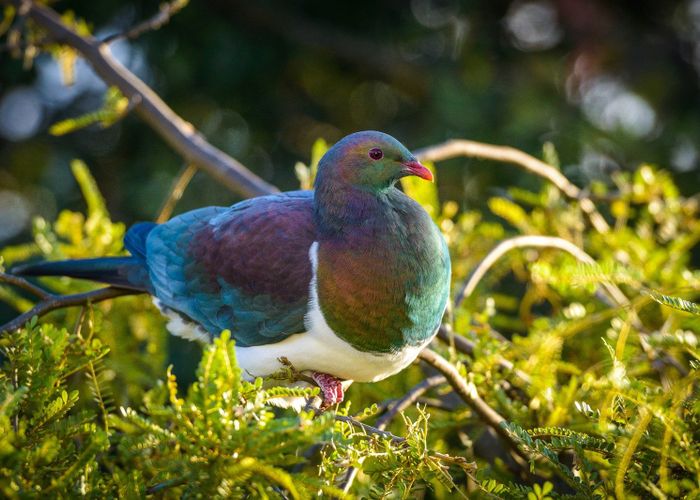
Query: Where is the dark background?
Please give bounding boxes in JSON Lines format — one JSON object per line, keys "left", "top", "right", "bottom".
{"left": 1, "top": 0, "right": 699, "bottom": 242}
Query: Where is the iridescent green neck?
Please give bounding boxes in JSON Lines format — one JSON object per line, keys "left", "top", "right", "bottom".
{"left": 314, "top": 190, "right": 451, "bottom": 353}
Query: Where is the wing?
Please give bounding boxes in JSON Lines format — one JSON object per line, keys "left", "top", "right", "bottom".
{"left": 145, "top": 191, "right": 316, "bottom": 346}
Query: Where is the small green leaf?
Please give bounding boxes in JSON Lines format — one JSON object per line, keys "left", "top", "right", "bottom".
{"left": 642, "top": 289, "right": 700, "bottom": 315}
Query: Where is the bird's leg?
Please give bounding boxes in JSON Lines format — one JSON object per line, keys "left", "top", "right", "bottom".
{"left": 274, "top": 356, "right": 311, "bottom": 383}
{"left": 310, "top": 372, "right": 345, "bottom": 410}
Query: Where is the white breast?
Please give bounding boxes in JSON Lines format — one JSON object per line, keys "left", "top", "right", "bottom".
{"left": 235, "top": 242, "right": 434, "bottom": 383}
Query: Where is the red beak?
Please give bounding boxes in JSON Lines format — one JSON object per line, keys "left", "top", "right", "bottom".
{"left": 401, "top": 160, "right": 433, "bottom": 182}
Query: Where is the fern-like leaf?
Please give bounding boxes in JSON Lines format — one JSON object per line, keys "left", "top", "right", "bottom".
{"left": 642, "top": 289, "right": 700, "bottom": 315}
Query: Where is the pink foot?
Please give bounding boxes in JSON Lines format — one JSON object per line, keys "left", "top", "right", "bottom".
{"left": 311, "top": 372, "right": 344, "bottom": 410}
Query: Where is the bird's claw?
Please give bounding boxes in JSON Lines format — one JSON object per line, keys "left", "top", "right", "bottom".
{"left": 310, "top": 372, "right": 344, "bottom": 410}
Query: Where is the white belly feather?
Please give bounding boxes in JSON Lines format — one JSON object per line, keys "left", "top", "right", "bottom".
{"left": 236, "top": 242, "right": 432, "bottom": 382}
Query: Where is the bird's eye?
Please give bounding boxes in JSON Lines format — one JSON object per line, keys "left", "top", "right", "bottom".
{"left": 368, "top": 148, "right": 383, "bottom": 160}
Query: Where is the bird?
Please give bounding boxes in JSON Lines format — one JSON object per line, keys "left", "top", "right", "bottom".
{"left": 14, "top": 131, "right": 451, "bottom": 409}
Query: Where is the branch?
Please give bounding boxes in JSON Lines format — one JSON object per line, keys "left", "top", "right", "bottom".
{"left": 0, "top": 272, "right": 53, "bottom": 300}
{"left": 6, "top": 0, "right": 277, "bottom": 199}
{"left": 0, "top": 284, "right": 142, "bottom": 333}
{"left": 335, "top": 415, "right": 406, "bottom": 445}
{"left": 454, "top": 235, "right": 628, "bottom": 309}
{"left": 418, "top": 348, "right": 528, "bottom": 461}
{"left": 414, "top": 139, "right": 610, "bottom": 234}
{"left": 374, "top": 375, "right": 446, "bottom": 431}
{"left": 102, "top": 0, "right": 188, "bottom": 44}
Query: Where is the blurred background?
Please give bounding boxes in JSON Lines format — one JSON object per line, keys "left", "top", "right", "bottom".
{"left": 0, "top": 0, "right": 699, "bottom": 242}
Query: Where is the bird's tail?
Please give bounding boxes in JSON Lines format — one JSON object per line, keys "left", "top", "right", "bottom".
{"left": 12, "top": 256, "right": 150, "bottom": 292}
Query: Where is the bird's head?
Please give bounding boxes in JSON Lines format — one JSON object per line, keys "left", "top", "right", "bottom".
{"left": 315, "top": 131, "right": 432, "bottom": 192}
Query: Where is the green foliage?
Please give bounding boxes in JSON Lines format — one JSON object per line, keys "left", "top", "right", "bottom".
{"left": 0, "top": 321, "right": 110, "bottom": 496}
{"left": 294, "top": 138, "right": 329, "bottom": 190}
{"left": 0, "top": 149, "right": 698, "bottom": 498}
{"left": 642, "top": 289, "right": 700, "bottom": 316}
{"left": 49, "top": 87, "right": 130, "bottom": 136}
{"left": 110, "top": 330, "right": 345, "bottom": 498}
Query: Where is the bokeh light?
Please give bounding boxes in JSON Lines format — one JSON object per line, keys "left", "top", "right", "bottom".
{"left": 579, "top": 77, "right": 657, "bottom": 138}
{"left": 505, "top": 1, "right": 562, "bottom": 51}
{"left": 0, "top": 87, "right": 43, "bottom": 141}
{"left": 0, "top": 190, "right": 31, "bottom": 242}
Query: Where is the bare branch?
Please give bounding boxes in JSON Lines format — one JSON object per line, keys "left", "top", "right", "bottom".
{"left": 0, "top": 272, "right": 53, "bottom": 300}
{"left": 414, "top": 139, "right": 610, "bottom": 234}
{"left": 5, "top": 0, "right": 277, "bottom": 199}
{"left": 335, "top": 415, "right": 406, "bottom": 445}
{"left": 0, "top": 285, "right": 142, "bottom": 334}
{"left": 102, "top": 0, "right": 188, "bottom": 44}
{"left": 418, "top": 347, "right": 528, "bottom": 461}
{"left": 454, "top": 235, "right": 628, "bottom": 308}
{"left": 375, "top": 375, "right": 446, "bottom": 431}
{"left": 436, "top": 323, "right": 476, "bottom": 355}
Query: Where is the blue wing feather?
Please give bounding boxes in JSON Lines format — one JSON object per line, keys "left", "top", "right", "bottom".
{"left": 145, "top": 192, "right": 316, "bottom": 346}
{"left": 124, "top": 222, "right": 157, "bottom": 261}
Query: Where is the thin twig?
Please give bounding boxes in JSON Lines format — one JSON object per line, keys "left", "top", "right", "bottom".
{"left": 0, "top": 286, "right": 141, "bottom": 333}
{"left": 454, "top": 235, "right": 627, "bottom": 308}
{"left": 102, "top": 0, "right": 188, "bottom": 44}
{"left": 0, "top": 272, "right": 53, "bottom": 300}
{"left": 418, "top": 348, "right": 529, "bottom": 462}
{"left": 375, "top": 375, "right": 447, "bottom": 431}
{"left": 5, "top": 0, "right": 277, "bottom": 199}
{"left": 156, "top": 163, "right": 198, "bottom": 223}
{"left": 335, "top": 415, "right": 406, "bottom": 445}
{"left": 414, "top": 139, "right": 610, "bottom": 234}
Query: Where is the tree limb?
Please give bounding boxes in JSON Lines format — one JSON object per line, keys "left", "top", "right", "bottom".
{"left": 375, "top": 375, "right": 446, "bottom": 431}
{"left": 414, "top": 139, "right": 610, "bottom": 234}
{"left": 0, "top": 282, "right": 142, "bottom": 334}
{"left": 101, "top": 0, "right": 188, "bottom": 44}
{"left": 0, "top": 272, "right": 53, "bottom": 300}
{"left": 4, "top": 0, "right": 277, "bottom": 199}
{"left": 418, "top": 348, "right": 528, "bottom": 461}
{"left": 335, "top": 415, "right": 406, "bottom": 445}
